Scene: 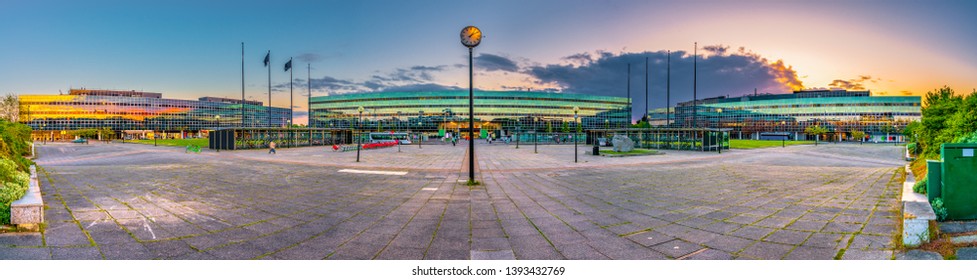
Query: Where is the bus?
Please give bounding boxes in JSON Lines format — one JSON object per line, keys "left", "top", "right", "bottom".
{"left": 369, "top": 132, "right": 411, "bottom": 144}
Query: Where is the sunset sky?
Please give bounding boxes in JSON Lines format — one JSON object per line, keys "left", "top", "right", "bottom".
{"left": 2, "top": 0, "right": 975, "bottom": 123}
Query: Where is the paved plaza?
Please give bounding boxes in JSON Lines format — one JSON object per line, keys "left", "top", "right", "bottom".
{"left": 0, "top": 141, "right": 905, "bottom": 259}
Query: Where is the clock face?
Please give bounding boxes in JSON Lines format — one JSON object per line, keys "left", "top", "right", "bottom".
{"left": 460, "top": 26, "right": 481, "bottom": 48}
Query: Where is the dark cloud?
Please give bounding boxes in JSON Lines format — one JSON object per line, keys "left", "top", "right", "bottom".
{"left": 362, "top": 81, "right": 385, "bottom": 90}
{"left": 296, "top": 53, "right": 322, "bottom": 63}
{"left": 501, "top": 85, "right": 561, "bottom": 92}
{"left": 383, "top": 65, "right": 449, "bottom": 83}
{"left": 410, "top": 65, "right": 447, "bottom": 71}
{"left": 562, "top": 53, "right": 594, "bottom": 65}
{"left": 524, "top": 48, "right": 806, "bottom": 121}
{"left": 475, "top": 53, "right": 519, "bottom": 72}
{"left": 828, "top": 79, "right": 865, "bottom": 90}
{"left": 275, "top": 64, "right": 457, "bottom": 94}
{"left": 827, "top": 75, "right": 878, "bottom": 90}
{"left": 378, "top": 83, "right": 463, "bottom": 92}
{"left": 274, "top": 75, "right": 363, "bottom": 93}
{"left": 768, "top": 59, "right": 804, "bottom": 91}
{"left": 702, "top": 45, "right": 729, "bottom": 56}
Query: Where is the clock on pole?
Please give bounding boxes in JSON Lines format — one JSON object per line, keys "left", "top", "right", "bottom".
{"left": 461, "top": 25, "right": 481, "bottom": 184}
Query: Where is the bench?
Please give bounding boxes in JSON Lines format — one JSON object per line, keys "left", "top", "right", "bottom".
{"left": 333, "top": 145, "right": 358, "bottom": 152}
{"left": 902, "top": 164, "right": 936, "bottom": 247}
{"left": 332, "top": 142, "right": 398, "bottom": 152}
{"left": 11, "top": 165, "right": 43, "bottom": 230}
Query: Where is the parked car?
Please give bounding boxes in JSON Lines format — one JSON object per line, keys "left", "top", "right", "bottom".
{"left": 72, "top": 138, "right": 89, "bottom": 144}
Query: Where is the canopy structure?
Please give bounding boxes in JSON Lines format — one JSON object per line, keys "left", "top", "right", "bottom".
{"left": 209, "top": 127, "right": 352, "bottom": 150}
{"left": 587, "top": 127, "right": 731, "bottom": 151}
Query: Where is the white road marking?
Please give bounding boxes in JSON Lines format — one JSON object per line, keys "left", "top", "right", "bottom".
{"left": 421, "top": 188, "right": 438, "bottom": 191}
{"left": 338, "top": 169, "right": 407, "bottom": 176}
{"left": 142, "top": 217, "right": 156, "bottom": 240}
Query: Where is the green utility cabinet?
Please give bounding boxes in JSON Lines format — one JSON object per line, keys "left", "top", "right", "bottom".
{"left": 927, "top": 160, "right": 942, "bottom": 202}
{"left": 941, "top": 143, "right": 977, "bottom": 220}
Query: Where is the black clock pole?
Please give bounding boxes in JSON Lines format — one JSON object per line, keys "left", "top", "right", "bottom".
{"left": 468, "top": 47, "right": 475, "bottom": 184}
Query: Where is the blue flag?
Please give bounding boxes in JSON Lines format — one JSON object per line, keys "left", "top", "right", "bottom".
{"left": 284, "top": 59, "right": 292, "bottom": 72}
{"left": 263, "top": 51, "right": 270, "bottom": 67}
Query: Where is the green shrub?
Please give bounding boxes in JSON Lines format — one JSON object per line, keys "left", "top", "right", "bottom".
{"left": 0, "top": 120, "right": 34, "bottom": 172}
{"left": 0, "top": 158, "right": 30, "bottom": 224}
{"left": 0, "top": 120, "right": 33, "bottom": 225}
{"left": 907, "top": 142, "right": 919, "bottom": 155}
{"left": 931, "top": 198, "right": 948, "bottom": 222}
{"left": 956, "top": 130, "right": 977, "bottom": 144}
{"left": 913, "top": 177, "right": 928, "bottom": 194}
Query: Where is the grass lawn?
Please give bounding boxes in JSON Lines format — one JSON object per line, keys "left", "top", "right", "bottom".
{"left": 600, "top": 148, "right": 660, "bottom": 156}
{"left": 129, "top": 138, "right": 209, "bottom": 148}
{"left": 729, "top": 139, "right": 815, "bottom": 149}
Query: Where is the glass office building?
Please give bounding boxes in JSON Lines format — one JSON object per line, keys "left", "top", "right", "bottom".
{"left": 309, "top": 91, "right": 630, "bottom": 137}
{"left": 665, "top": 90, "right": 921, "bottom": 142}
{"left": 19, "top": 89, "right": 291, "bottom": 139}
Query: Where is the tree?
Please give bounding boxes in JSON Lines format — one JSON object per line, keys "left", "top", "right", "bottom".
{"left": 947, "top": 90, "right": 977, "bottom": 141}
{"left": 918, "top": 86, "right": 968, "bottom": 158}
{"left": 0, "top": 94, "right": 18, "bottom": 122}
{"left": 561, "top": 122, "right": 570, "bottom": 133}
{"left": 546, "top": 122, "right": 553, "bottom": 133}
{"left": 904, "top": 120, "right": 922, "bottom": 143}
{"left": 850, "top": 130, "right": 866, "bottom": 144}
{"left": 805, "top": 125, "right": 827, "bottom": 145}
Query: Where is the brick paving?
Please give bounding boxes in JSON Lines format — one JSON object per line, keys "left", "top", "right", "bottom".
{"left": 0, "top": 141, "right": 904, "bottom": 259}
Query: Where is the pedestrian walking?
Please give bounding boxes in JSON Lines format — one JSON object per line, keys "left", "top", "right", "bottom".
{"left": 269, "top": 141, "right": 277, "bottom": 154}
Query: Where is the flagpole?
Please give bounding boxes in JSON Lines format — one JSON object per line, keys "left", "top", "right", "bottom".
{"left": 645, "top": 56, "right": 649, "bottom": 122}
{"left": 241, "top": 42, "right": 245, "bottom": 128}
{"left": 288, "top": 58, "right": 293, "bottom": 147}
{"left": 290, "top": 57, "right": 293, "bottom": 128}
{"left": 308, "top": 63, "right": 311, "bottom": 128}
{"left": 308, "top": 63, "right": 312, "bottom": 147}
{"left": 267, "top": 50, "right": 271, "bottom": 127}
{"left": 627, "top": 63, "right": 630, "bottom": 124}
{"left": 667, "top": 50, "right": 670, "bottom": 126}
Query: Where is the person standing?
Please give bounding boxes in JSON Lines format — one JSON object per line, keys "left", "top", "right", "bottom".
{"left": 269, "top": 141, "right": 277, "bottom": 154}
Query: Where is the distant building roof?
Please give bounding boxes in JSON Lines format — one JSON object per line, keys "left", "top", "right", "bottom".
{"left": 69, "top": 88, "right": 162, "bottom": 98}
{"left": 677, "top": 89, "right": 873, "bottom": 106}
{"left": 198, "top": 97, "right": 263, "bottom": 106}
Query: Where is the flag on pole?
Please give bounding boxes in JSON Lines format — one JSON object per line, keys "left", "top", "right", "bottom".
{"left": 284, "top": 59, "right": 292, "bottom": 72}
{"left": 263, "top": 51, "right": 270, "bottom": 67}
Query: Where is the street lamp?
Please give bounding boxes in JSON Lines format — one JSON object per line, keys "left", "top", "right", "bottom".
{"left": 894, "top": 124, "right": 898, "bottom": 145}
{"left": 442, "top": 108, "right": 449, "bottom": 139}
{"left": 418, "top": 121, "right": 422, "bottom": 149}
{"left": 781, "top": 120, "right": 786, "bottom": 148}
{"left": 357, "top": 106, "right": 364, "bottom": 162}
{"left": 573, "top": 106, "right": 579, "bottom": 163}
{"left": 215, "top": 115, "right": 220, "bottom": 152}
{"left": 716, "top": 108, "right": 723, "bottom": 154}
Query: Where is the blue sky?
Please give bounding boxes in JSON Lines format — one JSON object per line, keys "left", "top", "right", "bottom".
{"left": 2, "top": 0, "right": 975, "bottom": 123}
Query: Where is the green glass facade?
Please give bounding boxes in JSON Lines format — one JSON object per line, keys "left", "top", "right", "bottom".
{"left": 309, "top": 91, "right": 630, "bottom": 135}
{"left": 665, "top": 90, "right": 921, "bottom": 141}
{"left": 19, "top": 89, "right": 292, "bottom": 138}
